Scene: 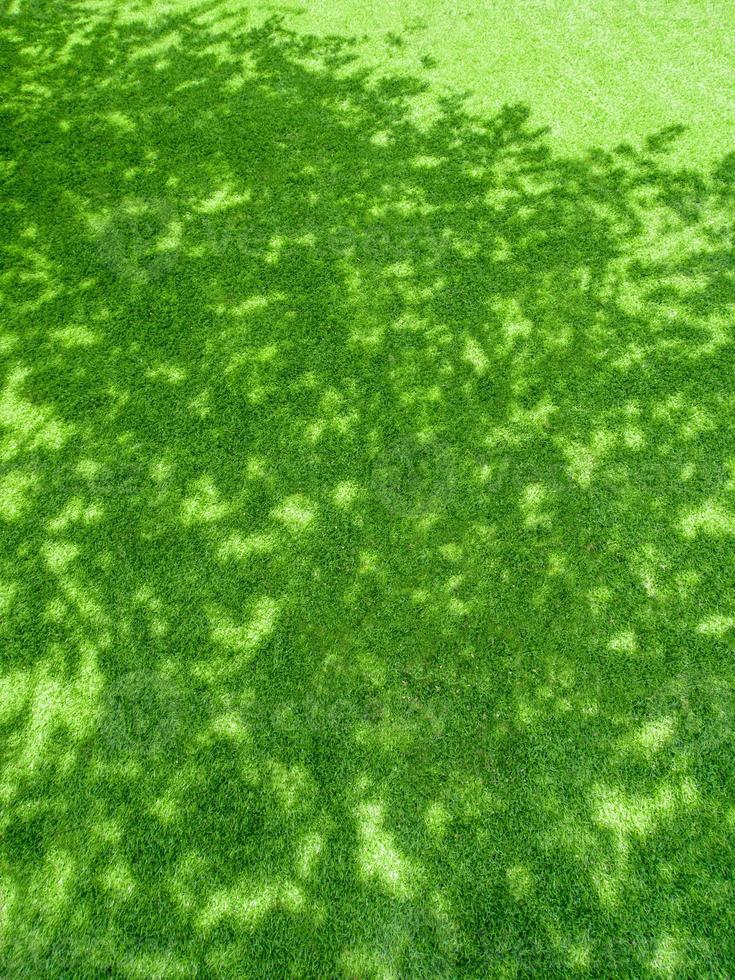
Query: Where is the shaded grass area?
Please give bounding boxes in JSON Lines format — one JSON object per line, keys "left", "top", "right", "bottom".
{"left": 1, "top": 2, "right": 735, "bottom": 975}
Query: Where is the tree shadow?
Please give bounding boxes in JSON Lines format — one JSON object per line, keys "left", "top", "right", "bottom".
{"left": 2, "top": 1, "right": 735, "bottom": 975}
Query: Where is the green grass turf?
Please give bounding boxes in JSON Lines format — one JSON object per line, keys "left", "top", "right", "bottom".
{"left": 243, "top": 0, "right": 735, "bottom": 167}
{"left": 2, "top": 1, "right": 735, "bottom": 976}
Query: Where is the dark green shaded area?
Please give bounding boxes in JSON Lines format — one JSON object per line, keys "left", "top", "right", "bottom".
{"left": 1, "top": 3, "right": 735, "bottom": 976}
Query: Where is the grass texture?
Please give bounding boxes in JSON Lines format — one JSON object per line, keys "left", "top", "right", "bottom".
{"left": 2, "top": 1, "right": 735, "bottom": 976}
{"left": 258, "top": 0, "right": 735, "bottom": 166}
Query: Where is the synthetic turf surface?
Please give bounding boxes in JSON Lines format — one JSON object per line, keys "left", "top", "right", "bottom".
{"left": 1, "top": 2, "right": 735, "bottom": 976}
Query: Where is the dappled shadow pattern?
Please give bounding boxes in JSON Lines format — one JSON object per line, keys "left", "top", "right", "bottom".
{"left": 2, "top": 1, "right": 735, "bottom": 975}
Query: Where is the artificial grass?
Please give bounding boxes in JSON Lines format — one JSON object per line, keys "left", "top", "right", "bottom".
{"left": 1, "top": 1, "right": 735, "bottom": 976}
{"left": 253, "top": 0, "right": 735, "bottom": 167}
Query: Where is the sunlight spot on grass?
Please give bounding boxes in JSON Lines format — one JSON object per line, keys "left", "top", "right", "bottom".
{"left": 0, "top": 667, "right": 30, "bottom": 726}
{"left": 0, "top": 646, "right": 103, "bottom": 788}
{"left": 697, "top": 614, "right": 735, "bottom": 636}
{"left": 486, "top": 398, "right": 557, "bottom": 449}
{"left": 593, "top": 778, "right": 698, "bottom": 846}
{"left": 268, "top": 761, "right": 313, "bottom": 813}
{"left": 304, "top": 420, "right": 325, "bottom": 443}
{"left": 180, "top": 476, "right": 229, "bottom": 525}
{"left": 0, "top": 330, "right": 18, "bottom": 357}
{"left": 333, "top": 480, "right": 360, "bottom": 509}
{"left": 45, "top": 567, "right": 108, "bottom": 631}
{"left": 198, "top": 882, "right": 279, "bottom": 929}
{"left": 246, "top": 456, "right": 267, "bottom": 479}
{"left": 623, "top": 425, "right": 644, "bottom": 448}
{"left": 339, "top": 947, "right": 397, "bottom": 979}
{"left": 188, "top": 389, "right": 212, "bottom": 418}
{"left": 132, "top": 587, "right": 168, "bottom": 637}
{"left": 356, "top": 802, "right": 417, "bottom": 899}
{"left": 516, "top": 697, "right": 540, "bottom": 727}
{"left": 47, "top": 498, "right": 103, "bottom": 532}
{"left": 462, "top": 334, "right": 488, "bottom": 375}
{"left": 370, "top": 129, "right": 392, "bottom": 146}
{"left": 438, "top": 542, "right": 462, "bottom": 562}
{"left": 566, "top": 941, "right": 592, "bottom": 970}
{"left": 223, "top": 73, "right": 247, "bottom": 94}
{"left": 447, "top": 596, "right": 470, "bottom": 617}
{"left": 44, "top": 596, "right": 66, "bottom": 624}
{"left": 492, "top": 296, "right": 533, "bottom": 345}
{"left": 230, "top": 294, "right": 270, "bottom": 316}
{"left": 296, "top": 832, "right": 324, "bottom": 879}
{"left": 559, "top": 430, "right": 615, "bottom": 487}
{"left": 503, "top": 314, "right": 533, "bottom": 344}
{"left": 146, "top": 362, "right": 186, "bottom": 384}
{"left": 681, "top": 500, "right": 735, "bottom": 538}
{"left": 697, "top": 315, "right": 731, "bottom": 355}
{"left": 198, "top": 873, "right": 311, "bottom": 930}
{"left": 416, "top": 513, "right": 440, "bottom": 533}
{"left": 547, "top": 550, "right": 567, "bottom": 576}
{"left": 255, "top": 343, "right": 279, "bottom": 364}
{"left": 42, "top": 540, "right": 79, "bottom": 571}
{"left": 150, "top": 457, "right": 174, "bottom": 484}
{"left": 358, "top": 550, "right": 381, "bottom": 574}
{"left": 208, "top": 596, "right": 279, "bottom": 661}
{"left": 156, "top": 218, "right": 183, "bottom": 253}
{"left": 675, "top": 568, "right": 700, "bottom": 598}
{"left": 520, "top": 482, "right": 552, "bottom": 529}
{"left": 630, "top": 544, "right": 669, "bottom": 599}
{"left": 100, "top": 860, "right": 136, "bottom": 898}
{"left": 36, "top": 848, "right": 75, "bottom": 911}
{"left": 208, "top": 708, "right": 250, "bottom": 743}
{"left": 127, "top": 27, "right": 181, "bottom": 60}
{"left": 103, "top": 111, "right": 134, "bottom": 132}
{"left": 0, "top": 468, "right": 36, "bottom": 521}
{"left": 624, "top": 718, "right": 676, "bottom": 755}
{"left": 449, "top": 773, "right": 496, "bottom": 819}
{"left": 281, "top": 882, "right": 306, "bottom": 912}
{"left": 607, "top": 629, "right": 638, "bottom": 655}
{"left": 679, "top": 406, "right": 714, "bottom": 441}
{"left": 590, "top": 869, "right": 620, "bottom": 910}
{"left": 150, "top": 783, "right": 182, "bottom": 827}
{"left": 350, "top": 322, "right": 385, "bottom": 349}
{"left": 271, "top": 494, "right": 316, "bottom": 533}
{"left": 50, "top": 325, "right": 99, "bottom": 347}
{"left": 650, "top": 933, "right": 686, "bottom": 977}
{"left": 196, "top": 183, "right": 251, "bottom": 214}
{"left": 265, "top": 234, "right": 285, "bottom": 264}
{"left": 168, "top": 851, "right": 208, "bottom": 914}
{"left": 121, "top": 948, "right": 192, "bottom": 980}
{"left": 424, "top": 801, "right": 449, "bottom": 839}
{"left": 0, "top": 578, "right": 17, "bottom": 622}
{"left": 0, "top": 367, "right": 72, "bottom": 458}
{"left": 412, "top": 153, "right": 442, "bottom": 168}
{"left": 217, "top": 531, "right": 278, "bottom": 561}
{"left": 386, "top": 260, "right": 413, "bottom": 280}
{"left": 506, "top": 863, "right": 534, "bottom": 900}
{"left": 355, "top": 650, "right": 387, "bottom": 687}
{"left": 75, "top": 457, "right": 100, "bottom": 480}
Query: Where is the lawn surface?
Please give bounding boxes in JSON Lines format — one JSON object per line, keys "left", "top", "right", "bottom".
{"left": 2, "top": 1, "right": 735, "bottom": 976}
